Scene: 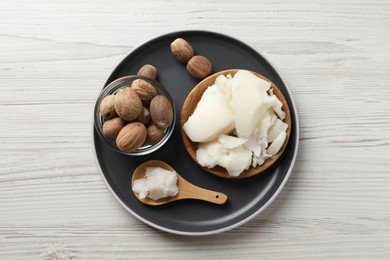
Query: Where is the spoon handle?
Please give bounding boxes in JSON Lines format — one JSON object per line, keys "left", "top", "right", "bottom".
{"left": 179, "top": 181, "right": 228, "bottom": 205}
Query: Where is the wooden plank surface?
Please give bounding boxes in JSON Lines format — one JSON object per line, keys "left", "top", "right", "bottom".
{"left": 0, "top": 0, "right": 389, "bottom": 259}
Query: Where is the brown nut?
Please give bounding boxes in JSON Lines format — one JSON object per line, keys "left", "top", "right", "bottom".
{"left": 99, "top": 95, "right": 117, "bottom": 119}
{"left": 137, "top": 64, "right": 157, "bottom": 80}
{"left": 102, "top": 117, "right": 125, "bottom": 138}
{"left": 147, "top": 124, "right": 165, "bottom": 145}
{"left": 131, "top": 79, "right": 158, "bottom": 104}
{"left": 150, "top": 95, "right": 174, "bottom": 129}
{"left": 114, "top": 87, "right": 142, "bottom": 122}
{"left": 116, "top": 122, "right": 147, "bottom": 152}
{"left": 187, "top": 55, "right": 212, "bottom": 80}
{"left": 170, "top": 38, "right": 194, "bottom": 63}
{"left": 137, "top": 107, "right": 150, "bottom": 125}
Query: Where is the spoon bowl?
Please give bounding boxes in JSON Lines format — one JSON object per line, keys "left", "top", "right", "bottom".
{"left": 131, "top": 160, "right": 228, "bottom": 206}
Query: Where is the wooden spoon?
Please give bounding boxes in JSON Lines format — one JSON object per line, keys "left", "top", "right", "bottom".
{"left": 131, "top": 160, "right": 228, "bottom": 206}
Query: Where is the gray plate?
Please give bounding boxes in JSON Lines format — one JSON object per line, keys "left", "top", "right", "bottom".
{"left": 93, "top": 31, "right": 299, "bottom": 235}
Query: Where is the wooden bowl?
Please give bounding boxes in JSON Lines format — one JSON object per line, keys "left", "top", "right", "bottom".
{"left": 180, "top": 69, "right": 292, "bottom": 179}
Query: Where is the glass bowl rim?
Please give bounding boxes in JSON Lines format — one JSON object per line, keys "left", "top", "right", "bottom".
{"left": 94, "top": 75, "right": 176, "bottom": 156}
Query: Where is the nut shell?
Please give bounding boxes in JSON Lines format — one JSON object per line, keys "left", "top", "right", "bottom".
{"left": 114, "top": 87, "right": 143, "bottom": 121}
{"left": 137, "top": 64, "right": 157, "bottom": 80}
{"left": 147, "top": 124, "right": 165, "bottom": 145}
{"left": 116, "top": 122, "right": 147, "bottom": 152}
{"left": 99, "top": 95, "right": 117, "bottom": 119}
{"left": 137, "top": 107, "right": 150, "bottom": 125}
{"left": 102, "top": 117, "right": 125, "bottom": 138}
{"left": 150, "top": 95, "right": 174, "bottom": 129}
{"left": 187, "top": 55, "right": 212, "bottom": 80}
{"left": 170, "top": 38, "right": 194, "bottom": 63}
{"left": 131, "top": 79, "right": 157, "bottom": 104}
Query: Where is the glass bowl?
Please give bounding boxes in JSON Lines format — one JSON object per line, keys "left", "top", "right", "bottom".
{"left": 94, "top": 75, "right": 176, "bottom": 156}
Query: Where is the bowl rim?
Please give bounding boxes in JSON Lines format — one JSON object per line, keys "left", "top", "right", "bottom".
{"left": 94, "top": 75, "right": 176, "bottom": 156}
{"left": 180, "top": 69, "right": 291, "bottom": 178}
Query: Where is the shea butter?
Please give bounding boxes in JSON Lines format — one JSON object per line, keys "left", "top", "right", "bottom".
{"left": 132, "top": 167, "right": 179, "bottom": 200}
{"left": 183, "top": 84, "right": 234, "bottom": 142}
{"left": 184, "top": 70, "right": 288, "bottom": 177}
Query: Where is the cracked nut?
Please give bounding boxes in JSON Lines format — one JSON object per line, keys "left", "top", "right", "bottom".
{"left": 137, "top": 107, "right": 150, "bottom": 125}
{"left": 114, "top": 87, "right": 143, "bottom": 122}
{"left": 137, "top": 64, "right": 157, "bottom": 80}
{"left": 131, "top": 79, "right": 157, "bottom": 104}
{"left": 187, "top": 55, "right": 212, "bottom": 80}
{"left": 99, "top": 95, "right": 117, "bottom": 119}
{"left": 102, "top": 117, "right": 125, "bottom": 138}
{"left": 147, "top": 124, "right": 165, "bottom": 145}
{"left": 170, "top": 38, "right": 194, "bottom": 63}
{"left": 116, "top": 122, "right": 147, "bottom": 152}
{"left": 150, "top": 95, "right": 173, "bottom": 129}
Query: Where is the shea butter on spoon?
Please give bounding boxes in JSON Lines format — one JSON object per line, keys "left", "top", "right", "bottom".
{"left": 133, "top": 166, "right": 179, "bottom": 200}
{"left": 181, "top": 70, "right": 291, "bottom": 178}
{"left": 132, "top": 160, "right": 228, "bottom": 205}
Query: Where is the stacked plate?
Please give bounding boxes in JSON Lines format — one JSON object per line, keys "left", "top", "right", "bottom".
{"left": 92, "top": 31, "right": 299, "bottom": 235}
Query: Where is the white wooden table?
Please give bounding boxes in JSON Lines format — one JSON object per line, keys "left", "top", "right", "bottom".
{"left": 1, "top": 0, "right": 389, "bottom": 259}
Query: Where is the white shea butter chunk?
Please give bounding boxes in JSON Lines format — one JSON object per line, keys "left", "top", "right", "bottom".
{"left": 183, "top": 84, "right": 234, "bottom": 142}
{"left": 255, "top": 109, "right": 277, "bottom": 139}
{"left": 267, "top": 131, "right": 287, "bottom": 156}
{"left": 197, "top": 138, "right": 252, "bottom": 177}
{"left": 269, "top": 94, "right": 285, "bottom": 120}
{"left": 191, "top": 70, "right": 289, "bottom": 177}
{"left": 132, "top": 178, "right": 148, "bottom": 199}
{"left": 132, "top": 167, "right": 178, "bottom": 200}
{"left": 196, "top": 140, "right": 223, "bottom": 168}
{"left": 232, "top": 70, "right": 272, "bottom": 138}
{"left": 215, "top": 74, "right": 232, "bottom": 99}
{"left": 267, "top": 118, "right": 288, "bottom": 143}
{"left": 221, "top": 145, "right": 252, "bottom": 177}
{"left": 218, "top": 134, "right": 247, "bottom": 149}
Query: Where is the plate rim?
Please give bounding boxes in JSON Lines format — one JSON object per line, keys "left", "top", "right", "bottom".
{"left": 91, "top": 30, "right": 300, "bottom": 236}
